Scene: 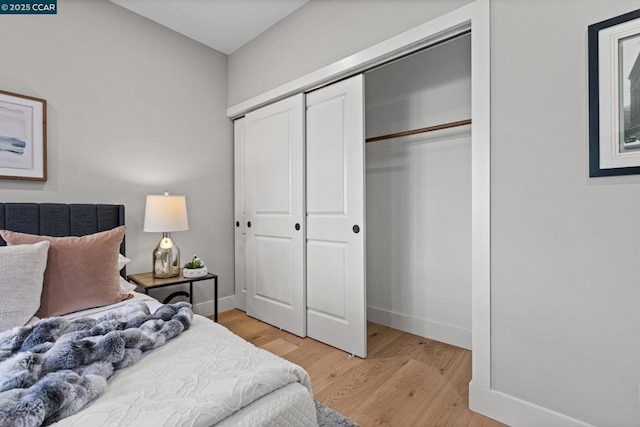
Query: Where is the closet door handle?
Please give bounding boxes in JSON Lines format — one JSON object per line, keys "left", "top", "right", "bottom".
{"left": 247, "top": 221, "right": 252, "bottom": 228}
{"left": 235, "top": 221, "right": 240, "bottom": 228}
{"left": 353, "top": 225, "right": 360, "bottom": 234}
{"left": 295, "top": 223, "right": 300, "bottom": 231}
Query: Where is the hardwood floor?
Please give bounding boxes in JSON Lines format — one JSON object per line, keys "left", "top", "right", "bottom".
{"left": 218, "top": 309, "right": 504, "bottom": 427}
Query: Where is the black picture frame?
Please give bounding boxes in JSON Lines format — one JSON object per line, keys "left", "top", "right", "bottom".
{"left": 588, "top": 8, "right": 640, "bottom": 177}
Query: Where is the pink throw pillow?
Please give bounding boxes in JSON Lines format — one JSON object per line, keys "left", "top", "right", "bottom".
{"left": 0, "top": 226, "right": 130, "bottom": 317}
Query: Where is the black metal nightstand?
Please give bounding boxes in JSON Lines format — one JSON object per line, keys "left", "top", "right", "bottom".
{"left": 127, "top": 272, "right": 219, "bottom": 322}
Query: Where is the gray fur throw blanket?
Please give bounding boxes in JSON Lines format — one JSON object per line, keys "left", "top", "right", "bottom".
{"left": 0, "top": 301, "right": 193, "bottom": 427}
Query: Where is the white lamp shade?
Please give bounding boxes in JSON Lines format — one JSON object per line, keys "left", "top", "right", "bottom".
{"left": 143, "top": 194, "right": 189, "bottom": 232}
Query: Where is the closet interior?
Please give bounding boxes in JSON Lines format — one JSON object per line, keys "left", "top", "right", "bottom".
{"left": 365, "top": 33, "right": 472, "bottom": 350}
{"left": 234, "top": 32, "right": 472, "bottom": 357}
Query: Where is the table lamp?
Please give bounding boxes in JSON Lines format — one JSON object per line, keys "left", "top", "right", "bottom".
{"left": 144, "top": 191, "right": 189, "bottom": 278}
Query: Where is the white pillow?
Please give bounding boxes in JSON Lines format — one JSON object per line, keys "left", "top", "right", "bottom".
{"left": 0, "top": 241, "right": 50, "bottom": 331}
{"left": 119, "top": 277, "right": 137, "bottom": 293}
{"left": 118, "top": 254, "right": 131, "bottom": 270}
{"left": 117, "top": 254, "right": 136, "bottom": 292}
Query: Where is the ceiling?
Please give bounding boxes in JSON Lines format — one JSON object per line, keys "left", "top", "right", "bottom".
{"left": 111, "top": 0, "right": 309, "bottom": 55}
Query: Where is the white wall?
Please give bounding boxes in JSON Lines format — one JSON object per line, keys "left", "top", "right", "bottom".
{"left": 491, "top": 1, "right": 640, "bottom": 425}
{"left": 365, "top": 35, "right": 472, "bottom": 349}
{"left": 228, "top": 0, "right": 640, "bottom": 425}
{"left": 0, "top": 0, "right": 234, "bottom": 316}
{"left": 228, "top": 0, "right": 473, "bottom": 106}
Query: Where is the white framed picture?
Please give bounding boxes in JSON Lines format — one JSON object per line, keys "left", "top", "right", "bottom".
{"left": 589, "top": 8, "right": 640, "bottom": 177}
{"left": 0, "top": 90, "right": 47, "bottom": 181}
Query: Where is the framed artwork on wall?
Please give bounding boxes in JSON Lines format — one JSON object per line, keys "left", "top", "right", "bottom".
{"left": 589, "top": 8, "right": 640, "bottom": 177}
{"left": 0, "top": 90, "right": 47, "bottom": 181}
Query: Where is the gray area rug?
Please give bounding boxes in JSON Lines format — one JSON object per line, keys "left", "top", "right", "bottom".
{"left": 315, "top": 401, "right": 359, "bottom": 427}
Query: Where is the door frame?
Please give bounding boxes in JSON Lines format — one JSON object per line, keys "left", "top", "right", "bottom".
{"left": 228, "top": 0, "right": 495, "bottom": 422}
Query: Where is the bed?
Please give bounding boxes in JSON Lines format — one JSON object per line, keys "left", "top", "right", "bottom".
{"left": 0, "top": 203, "right": 317, "bottom": 427}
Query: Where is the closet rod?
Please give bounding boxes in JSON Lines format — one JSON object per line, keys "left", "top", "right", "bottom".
{"left": 365, "top": 119, "right": 471, "bottom": 143}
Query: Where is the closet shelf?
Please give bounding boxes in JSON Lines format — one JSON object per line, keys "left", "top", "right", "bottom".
{"left": 365, "top": 119, "right": 471, "bottom": 143}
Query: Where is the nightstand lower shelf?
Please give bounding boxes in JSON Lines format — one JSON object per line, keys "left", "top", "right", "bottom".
{"left": 127, "top": 272, "right": 219, "bottom": 322}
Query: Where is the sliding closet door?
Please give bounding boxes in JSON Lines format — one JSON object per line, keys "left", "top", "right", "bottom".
{"left": 234, "top": 118, "right": 247, "bottom": 311}
{"left": 244, "top": 94, "right": 306, "bottom": 337}
{"left": 306, "top": 75, "right": 367, "bottom": 357}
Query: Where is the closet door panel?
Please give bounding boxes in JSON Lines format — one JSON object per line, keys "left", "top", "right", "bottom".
{"left": 307, "top": 242, "right": 347, "bottom": 316}
{"left": 307, "top": 100, "right": 345, "bottom": 213}
{"left": 245, "top": 94, "right": 305, "bottom": 337}
{"left": 306, "top": 74, "right": 366, "bottom": 358}
{"left": 253, "top": 112, "right": 292, "bottom": 212}
{"left": 234, "top": 118, "right": 247, "bottom": 311}
{"left": 255, "top": 236, "right": 292, "bottom": 303}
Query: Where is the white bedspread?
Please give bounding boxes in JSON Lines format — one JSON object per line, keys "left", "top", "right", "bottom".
{"left": 52, "top": 296, "right": 316, "bottom": 426}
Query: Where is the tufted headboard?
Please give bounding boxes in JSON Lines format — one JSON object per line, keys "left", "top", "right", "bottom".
{"left": 0, "top": 203, "right": 126, "bottom": 276}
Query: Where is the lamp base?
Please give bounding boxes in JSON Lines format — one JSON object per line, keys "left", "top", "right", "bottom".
{"left": 152, "top": 233, "right": 180, "bottom": 278}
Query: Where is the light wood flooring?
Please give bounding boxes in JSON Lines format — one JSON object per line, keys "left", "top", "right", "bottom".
{"left": 218, "top": 309, "right": 505, "bottom": 427}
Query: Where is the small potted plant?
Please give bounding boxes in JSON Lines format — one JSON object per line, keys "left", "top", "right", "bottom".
{"left": 183, "top": 255, "right": 207, "bottom": 278}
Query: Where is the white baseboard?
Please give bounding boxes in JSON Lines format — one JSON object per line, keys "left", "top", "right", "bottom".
{"left": 193, "top": 295, "right": 237, "bottom": 318}
{"left": 469, "top": 382, "right": 594, "bottom": 427}
{"left": 367, "top": 305, "right": 471, "bottom": 350}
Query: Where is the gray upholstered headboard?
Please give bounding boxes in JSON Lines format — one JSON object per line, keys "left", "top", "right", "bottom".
{"left": 0, "top": 203, "right": 126, "bottom": 276}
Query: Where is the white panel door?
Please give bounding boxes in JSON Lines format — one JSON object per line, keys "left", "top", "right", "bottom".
{"left": 234, "top": 118, "right": 247, "bottom": 312}
{"left": 245, "top": 94, "right": 305, "bottom": 337}
{"left": 306, "top": 75, "right": 366, "bottom": 357}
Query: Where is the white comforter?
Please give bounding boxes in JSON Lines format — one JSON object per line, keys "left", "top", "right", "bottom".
{"left": 51, "top": 295, "right": 316, "bottom": 426}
